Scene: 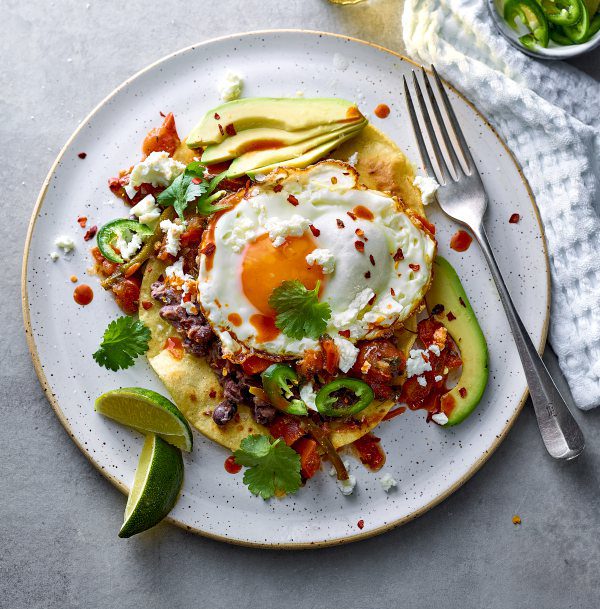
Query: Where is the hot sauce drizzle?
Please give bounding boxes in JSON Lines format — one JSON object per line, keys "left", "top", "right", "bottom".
{"left": 450, "top": 230, "right": 473, "bottom": 252}
{"left": 73, "top": 284, "right": 93, "bottom": 306}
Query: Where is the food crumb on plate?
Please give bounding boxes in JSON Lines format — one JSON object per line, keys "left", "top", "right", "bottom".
{"left": 512, "top": 515, "right": 522, "bottom": 525}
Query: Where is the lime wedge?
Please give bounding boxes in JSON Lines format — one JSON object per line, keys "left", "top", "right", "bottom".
{"left": 119, "top": 434, "right": 184, "bottom": 538}
{"left": 95, "top": 387, "right": 193, "bottom": 452}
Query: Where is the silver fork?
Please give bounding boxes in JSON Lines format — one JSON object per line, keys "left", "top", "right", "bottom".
{"left": 404, "top": 66, "right": 584, "bottom": 460}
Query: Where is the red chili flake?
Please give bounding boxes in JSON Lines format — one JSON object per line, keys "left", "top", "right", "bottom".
{"left": 218, "top": 124, "right": 225, "bottom": 136}
{"left": 273, "top": 184, "right": 283, "bottom": 193}
{"left": 225, "top": 123, "right": 236, "bottom": 137}
{"left": 159, "top": 110, "right": 166, "bottom": 117}
{"left": 287, "top": 194, "right": 299, "bottom": 206}
{"left": 447, "top": 311, "right": 456, "bottom": 322}
{"left": 431, "top": 303, "right": 444, "bottom": 315}
{"left": 77, "top": 152, "right": 87, "bottom": 159}
{"left": 368, "top": 293, "right": 377, "bottom": 306}
{"left": 357, "top": 519, "right": 365, "bottom": 529}
{"left": 509, "top": 213, "right": 520, "bottom": 224}
{"left": 459, "top": 387, "right": 467, "bottom": 398}
{"left": 364, "top": 271, "right": 371, "bottom": 279}
{"left": 409, "top": 263, "right": 420, "bottom": 272}
{"left": 77, "top": 216, "right": 87, "bottom": 228}
{"left": 331, "top": 176, "right": 338, "bottom": 185}
{"left": 214, "top": 112, "right": 220, "bottom": 120}
{"left": 347, "top": 211, "right": 357, "bottom": 221}
{"left": 459, "top": 297, "right": 466, "bottom": 308}
{"left": 338, "top": 329, "right": 351, "bottom": 338}
{"left": 369, "top": 254, "right": 376, "bottom": 266}
{"left": 191, "top": 177, "right": 202, "bottom": 184}
{"left": 355, "top": 228, "right": 364, "bottom": 237}
{"left": 336, "top": 219, "right": 345, "bottom": 229}
{"left": 201, "top": 242, "right": 216, "bottom": 256}
{"left": 354, "top": 241, "right": 365, "bottom": 252}
{"left": 209, "top": 389, "right": 217, "bottom": 399}
{"left": 83, "top": 225, "right": 97, "bottom": 241}
{"left": 393, "top": 248, "right": 404, "bottom": 262}
{"left": 141, "top": 301, "right": 153, "bottom": 310}
{"left": 309, "top": 224, "right": 320, "bottom": 237}
{"left": 390, "top": 287, "right": 395, "bottom": 297}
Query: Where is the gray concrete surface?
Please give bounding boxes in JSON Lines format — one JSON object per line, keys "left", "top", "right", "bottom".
{"left": 3, "top": 1, "right": 600, "bottom": 608}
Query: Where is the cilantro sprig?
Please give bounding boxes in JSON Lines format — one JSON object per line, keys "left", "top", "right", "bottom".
{"left": 157, "top": 162, "right": 228, "bottom": 219}
{"left": 93, "top": 316, "right": 151, "bottom": 371}
{"left": 233, "top": 434, "right": 301, "bottom": 499}
{"left": 269, "top": 280, "right": 331, "bottom": 340}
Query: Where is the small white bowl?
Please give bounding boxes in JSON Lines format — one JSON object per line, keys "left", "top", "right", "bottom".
{"left": 487, "top": 0, "right": 600, "bottom": 60}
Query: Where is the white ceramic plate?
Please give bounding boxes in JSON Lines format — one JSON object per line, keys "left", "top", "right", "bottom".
{"left": 22, "top": 31, "right": 549, "bottom": 548}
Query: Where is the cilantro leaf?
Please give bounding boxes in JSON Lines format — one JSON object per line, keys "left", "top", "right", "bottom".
{"left": 92, "top": 316, "right": 151, "bottom": 371}
{"left": 233, "top": 434, "right": 301, "bottom": 500}
{"left": 269, "top": 280, "right": 331, "bottom": 340}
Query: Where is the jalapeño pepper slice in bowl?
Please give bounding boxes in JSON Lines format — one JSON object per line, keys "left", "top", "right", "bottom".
{"left": 315, "top": 378, "right": 374, "bottom": 418}
{"left": 539, "top": 0, "right": 582, "bottom": 25}
{"left": 504, "top": 0, "right": 550, "bottom": 47}
{"left": 261, "top": 364, "right": 308, "bottom": 416}
{"left": 97, "top": 219, "right": 154, "bottom": 264}
{"left": 563, "top": 1, "right": 590, "bottom": 42}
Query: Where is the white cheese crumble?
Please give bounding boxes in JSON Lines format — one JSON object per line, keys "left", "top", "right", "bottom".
{"left": 181, "top": 300, "right": 199, "bottom": 315}
{"left": 49, "top": 252, "right": 59, "bottom": 261}
{"left": 417, "top": 375, "right": 427, "bottom": 387}
{"left": 299, "top": 383, "right": 318, "bottom": 412}
{"left": 380, "top": 473, "right": 398, "bottom": 492}
{"left": 333, "top": 335, "right": 360, "bottom": 373}
{"left": 218, "top": 71, "right": 243, "bottom": 102}
{"left": 114, "top": 232, "right": 142, "bottom": 261}
{"left": 429, "top": 343, "right": 441, "bottom": 357}
{"left": 413, "top": 175, "right": 439, "bottom": 206}
{"left": 264, "top": 215, "right": 311, "bottom": 247}
{"left": 160, "top": 219, "right": 185, "bottom": 256}
{"left": 347, "top": 152, "right": 359, "bottom": 167}
{"left": 130, "top": 194, "right": 161, "bottom": 225}
{"left": 406, "top": 348, "right": 432, "bottom": 378}
{"left": 432, "top": 412, "right": 449, "bottom": 426}
{"left": 128, "top": 151, "right": 185, "bottom": 194}
{"left": 54, "top": 235, "right": 76, "bottom": 252}
{"left": 337, "top": 475, "right": 357, "bottom": 496}
{"left": 165, "top": 258, "right": 186, "bottom": 280}
{"left": 305, "top": 248, "right": 336, "bottom": 274}
{"left": 220, "top": 330, "right": 241, "bottom": 354}
{"left": 222, "top": 215, "right": 257, "bottom": 253}
{"left": 434, "top": 375, "right": 443, "bottom": 382}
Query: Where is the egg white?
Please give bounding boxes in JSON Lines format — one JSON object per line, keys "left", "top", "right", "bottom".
{"left": 198, "top": 161, "right": 436, "bottom": 360}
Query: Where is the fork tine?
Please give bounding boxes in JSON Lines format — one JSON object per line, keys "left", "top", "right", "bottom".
{"left": 421, "top": 67, "right": 467, "bottom": 177}
{"left": 411, "top": 71, "right": 454, "bottom": 185}
{"left": 431, "top": 65, "right": 475, "bottom": 173}
{"left": 403, "top": 75, "right": 438, "bottom": 182}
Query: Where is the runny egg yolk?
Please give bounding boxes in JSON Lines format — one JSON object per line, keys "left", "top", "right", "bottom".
{"left": 241, "top": 233, "right": 324, "bottom": 317}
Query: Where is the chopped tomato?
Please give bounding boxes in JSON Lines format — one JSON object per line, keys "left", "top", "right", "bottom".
{"left": 293, "top": 437, "right": 321, "bottom": 479}
{"left": 295, "top": 350, "right": 324, "bottom": 378}
{"left": 399, "top": 375, "right": 432, "bottom": 407}
{"left": 142, "top": 112, "right": 180, "bottom": 158}
{"left": 111, "top": 277, "right": 140, "bottom": 314}
{"left": 352, "top": 433, "right": 385, "bottom": 471}
{"left": 270, "top": 415, "right": 304, "bottom": 446}
{"left": 241, "top": 354, "right": 271, "bottom": 375}
{"left": 180, "top": 216, "right": 205, "bottom": 248}
{"left": 321, "top": 338, "right": 340, "bottom": 375}
{"left": 91, "top": 246, "right": 119, "bottom": 277}
{"left": 351, "top": 339, "right": 405, "bottom": 384}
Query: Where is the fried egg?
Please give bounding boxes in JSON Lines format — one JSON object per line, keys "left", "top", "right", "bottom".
{"left": 198, "top": 161, "right": 436, "bottom": 365}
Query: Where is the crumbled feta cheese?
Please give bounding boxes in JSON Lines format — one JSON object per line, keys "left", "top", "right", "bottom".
{"left": 54, "top": 235, "right": 76, "bottom": 252}
{"left": 333, "top": 335, "right": 360, "bottom": 373}
{"left": 434, "top": 375, "right": 443, "bottom": 382}
{"left": 347, "top": 152, "right": 359, "bottom": 167}
{"left": 49, "top": 252, "right": 59, "bottom": 261}
{"left": 417, "top": 375, "right": 427, "bottom": 387}
{"left": 165, "top": 258, "right": 186, "bottom": 280}
{"left": 428, "top": 343, "right": 441, "bottom": 357}
{"left": 380, "top": 473, "right": 397, "bottom": 492}
{"left": 124, "top": 182, "right": 137, "bottom": 199}
{"left": 220, "top": 330, "right": 241, "bottom": 354}
{"left": 114, "top": 232, "right": 142, "bottom": 261}
{"left": 181, "top": 300, "right": 199, "bottom": 315}
{"left": 222, "top": 216, "right": 257, "bottom": 252}
{"left": 160, "top": 219, "right": 185, "bottom": 257}
{"left": 413, "top": 175, "right": 439, "bottom": 206}
{"left": 432, "top": 412, "right": 449, "bottom": 426}
{"left": 337, "top": 475, "right": 357, "bottom": 496}
{"left": 129, "top": 151, "right": 185, "bottom": 193}
{"left": 218, "top": 71, "right": 243, "bottom": 102}
{"left": 406, "top": 349, "right": 432, "bottom": 378}
{"left": 130, "top": 194, "right": 161, "bottom": 225}
{"left": 265, "top": 215, "right": 311, "bottom": 247}
{"left": 300, "top": 383, "right": 318, "bottom": 412}
{"left": 306, "top": 248, "right": 336, "bottom": 274}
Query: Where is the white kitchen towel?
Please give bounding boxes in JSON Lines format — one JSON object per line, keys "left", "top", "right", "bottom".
{"left": 402, "top": 0, "right": 600, "bottom": 409}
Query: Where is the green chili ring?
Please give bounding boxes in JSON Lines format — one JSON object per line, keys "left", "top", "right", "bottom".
{"left": 315, "top": 378, "right": 374, "bottom": 418}
{"left": 563, "top": 2, "right": 590, "bottom": 42}
{"left": 540, "top": 0, "right": 582, "bottom": 26}
{"left": 97, "top": 219, "right": 154, "bottom": 264}
{"left": 504, "top": 0, "right": 550, "bottom": 47}
{"left": 261, "top": 364, "right": 308, "bottom": 416}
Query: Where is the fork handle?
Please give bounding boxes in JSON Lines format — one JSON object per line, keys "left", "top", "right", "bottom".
{"left": 472, "top": 224, "right": 584, "bottom": 460}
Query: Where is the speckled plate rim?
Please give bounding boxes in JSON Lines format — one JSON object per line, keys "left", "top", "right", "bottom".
{"left": 21, "top": 30, "right": 550, "bottom": 549}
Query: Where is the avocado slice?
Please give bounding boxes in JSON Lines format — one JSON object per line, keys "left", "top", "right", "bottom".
{"left": 426, "top": 256, "right": 489, "bottom": 426}
{"left": 227, "top": 120, "right": 366, "bottom": 178}
{"left": 187, "top": 98, "right": 364, "bottom": 147}
{"left": 201, "top": 123, "right": 360, "bottom": 165}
